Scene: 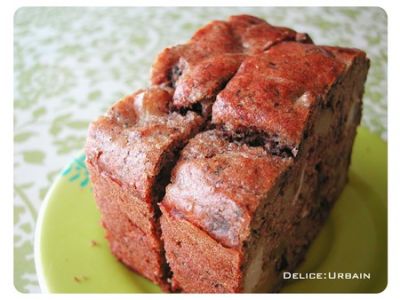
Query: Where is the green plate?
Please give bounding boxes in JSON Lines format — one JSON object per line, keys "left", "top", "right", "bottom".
{"left": 34, "top": 127, "right": 387, "bottom": 293}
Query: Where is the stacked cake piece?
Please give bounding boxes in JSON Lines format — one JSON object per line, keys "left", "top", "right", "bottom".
{"left": 85, "top": 15, "right": 369, "bottom": 292}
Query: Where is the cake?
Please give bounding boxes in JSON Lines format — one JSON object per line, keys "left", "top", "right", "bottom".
{"left": 85, "top": 15, "right": 369, "bottom": 293}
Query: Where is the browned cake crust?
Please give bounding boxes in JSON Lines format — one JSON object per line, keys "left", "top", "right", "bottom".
{"left": 213, "top": 42, "right": 346, "bottom": 151}
{"left": 161, "top": 130, "right": 292, "bottom": 249}
{"left": 151, "top": 15, "right": 311, "bottom": 109}
{"left": 85, "top": 14, "right": 370, "bottom": 293}
{"left": 212, "top": 42, "right": 367, "bottom": 153}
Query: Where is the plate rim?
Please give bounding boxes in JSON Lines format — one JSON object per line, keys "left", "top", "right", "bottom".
{"left": 34, "top": 171, "right": 65, "bottom": 293}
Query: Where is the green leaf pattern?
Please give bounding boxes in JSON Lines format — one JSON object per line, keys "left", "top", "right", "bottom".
{"left": 61, "top": 154, "right": 90, "bottom": 188}
{"left": 14, "top": 7, "right": 387, "bottom": 292}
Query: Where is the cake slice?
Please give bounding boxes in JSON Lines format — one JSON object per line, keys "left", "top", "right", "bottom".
{"left": 85, "top": 87, "right": 204, "bottom": 287}
{"left": 85, "top": 15, "right": 311, "bottom": 289}
{"left": 160, "top": 130, "right": 293, "bottom": 292}
{"left": 160, "top": 42, "right": 369, "bottom": 292}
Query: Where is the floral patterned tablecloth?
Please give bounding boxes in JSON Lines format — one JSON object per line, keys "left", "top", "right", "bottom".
{"left": 14, "top": 7, "right": 387, "bottom": 292}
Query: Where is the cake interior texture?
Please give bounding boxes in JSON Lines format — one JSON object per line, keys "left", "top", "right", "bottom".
{"left": 85, "top": 87, "right": 204, "bottom": 287}
{"left": 85, "top": 14, "right": 369, "bottom": 292}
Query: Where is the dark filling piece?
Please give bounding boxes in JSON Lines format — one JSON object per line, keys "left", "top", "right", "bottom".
{"left": 174, "top": 102, "right": 204, "bottom": 116}
{"left": 220, "top": 126, "right": 298, "bottom": 158}
{"left": 167, "top": 60, "right": 186, "bottom": 88}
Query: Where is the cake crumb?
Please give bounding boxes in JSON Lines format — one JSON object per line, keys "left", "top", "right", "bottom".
{"left": 73, "top": 275, "right": 88, "bottom": 283}
{"left": 90, "top": 239, "right": 99, "bottom": 247}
